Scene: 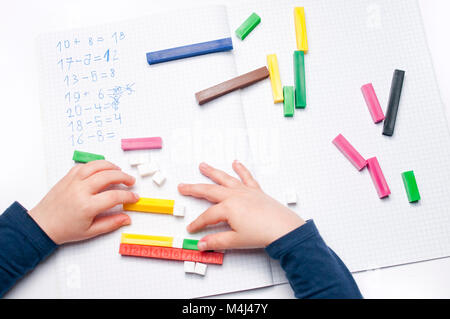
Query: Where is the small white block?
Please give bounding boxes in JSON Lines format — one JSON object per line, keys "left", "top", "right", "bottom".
{"left": 173, "top": 204, "right": 185, "bottom": 217}
{"left": 173, "top": 237, "right": 183, "bottom": 249}
{"left": 184, "top": 261, "right": 196, "bottom": 273}
{"left": 194, "top": 262, "right": 207, "bottom": 276}
{"left": 137, "top": 161, "right": 159, "bottom": 177}
{"left": 152, "top": 171, "right": 166, "bottom": 186}
{"left": 129, "top": 153, "right": 148, "bottom": 166}
{"left": 285, "top": 192, "right": 297, "bottom": 205}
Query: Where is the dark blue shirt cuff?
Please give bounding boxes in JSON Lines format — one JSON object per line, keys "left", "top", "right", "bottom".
{"left": 2, "top": 202, "right": 57, "bottom": 259}
{"left": 265, "top": 220, "right": 317, "bottom": 259}
{"left": 264, "top": 219, "right": 362, "bottom": 299}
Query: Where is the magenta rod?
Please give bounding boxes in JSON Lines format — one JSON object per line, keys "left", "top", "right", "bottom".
{"left": 332, "top": 134, "right": 367, "bottom": 171}
{"left": 121, "top": 137, "right": 163, "bottom": 151}
{"left": 367, "top": 157, "right": 391, "bottom": 199}
{"left": 361, "top": 83, "right": 385, "bottom": 124}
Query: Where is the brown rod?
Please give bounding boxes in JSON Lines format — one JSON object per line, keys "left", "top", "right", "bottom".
{"left": 195, "top": 66, "right": 270, "bottom": 105}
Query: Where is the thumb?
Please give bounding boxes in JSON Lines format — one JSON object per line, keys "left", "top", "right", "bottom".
{"left": 198, "top": 231, "right": 239, "bottom": 251}
{"left": 87, "top": 213, "right": 131, "bottom": 238}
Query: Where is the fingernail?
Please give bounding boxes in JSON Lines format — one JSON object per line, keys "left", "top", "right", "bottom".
{"left": 234, "top": 159, "right": 241, "bottom": 165}
{"left": 121, "top": 216, "right": 131, "bottom": 226}
{"left": 178, "top": 183, "right": 185, "bottom": 188}
{"left": 133, "top": 193, "right": 140, "bottom": 200}
{"left": 197, "top": 241, "right": 207, "bottom": 251}
{"left": 199, "top": 162, "right": 210, "bottom": 170}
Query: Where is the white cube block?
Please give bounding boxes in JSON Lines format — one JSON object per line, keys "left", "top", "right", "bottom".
{"left": 137, "top": 161, "right": 159, "bottom": 177}
{"left": 173, "top": 204, "right": 185, "bottom": 217}
{"left": 129, "top": 153, "right": 148, "bottom": 166}
{"left": 194, "top": 262, "right": 207, "bottom": 276}
{"left": 172, "top": 237, "right": 184, "bottom": 249}
{"left": 285, "top": 192, "right": 297, "bottom": 205}
{"left": 152, "top": 171, "right": 166, "bottom": 186}
{"left": 184, "top": 261, "right": 196, "bottom": 274}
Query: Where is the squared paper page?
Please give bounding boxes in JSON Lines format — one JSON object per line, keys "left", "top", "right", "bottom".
{"left": 228, "top": 0, "right": 450, "bottom": 283}
{"left": 37, "top": 5, "right": 273, "bottom": 298}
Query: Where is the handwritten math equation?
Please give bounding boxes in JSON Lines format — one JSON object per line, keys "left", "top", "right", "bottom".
{"left": 55, "top": 31, "right": 135, "bottom": 147}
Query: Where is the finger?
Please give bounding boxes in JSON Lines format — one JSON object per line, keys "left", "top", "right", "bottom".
{"left": 76, "top": 160, "right": 121, "bottom": 180}
{"left": 93, "top": 190, "right": 140, "bottom": 212}
{"left": 197, "top": 231, "right": 240, "bottom": 251}
{"left": 178, "top": 183, "right": 230, "bottom": 203}
{"left": 187, "top": 204, "right": 227, "bottom": 233}
{"left": 232, "top": 160, "right": 261, "bottom": 189}
{"left": 59, "top": 164, "right": 83, "bottom": 186}
{"left": 199, "top": 162, "right": 241, "bottom": 187}
{"left": 86, "top": 213, "right": 131, "bottom": 239}
{"left": 67, "top": 164, "right": 83, "bottom": 178}
{"left": 86, "top": 170, "right": 136, "bottom": 193}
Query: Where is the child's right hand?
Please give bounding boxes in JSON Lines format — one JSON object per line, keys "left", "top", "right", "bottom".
{"left": 28, "top": 160, "right": 139, "bottom": 245}
{"left": 178, "top": 161, "right": 305, "bottom": 251}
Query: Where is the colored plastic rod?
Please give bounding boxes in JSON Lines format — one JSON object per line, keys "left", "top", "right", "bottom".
{"left": 332, "top": 134, "right": 367, "bottom": 171}
{"left": 121, "top": 233, "right": 173, "bottom": 248}
{"left": 195, "top": 66, "right": 270, "bottom": 105}
{"left": 293, "top": 51, "right": 306, "bottom": 108}
{"left": 267, "top": 54, "right": 283, "bottom": 103}
{"left": 294, "top": 7, "right": 308, "bottom": 52}
{"left": 183, "top": 239, "right": 199, "bottom": 251}
{"left": 146, "top": 37, "right": 233, "bottom": 65}
{"left": 119, "top": 244, "right": 224, "bottom": 265}
{"left": 383, "top": 70, "right": 405, "bottom": 136}
{"left": 123, "top": 198, "right": 175, "bottom": 214}
{"left": 72, "top": 150, "right": 105, "bottom": 163}
{"left": 367, "top": 157, "right": 391, "bottom": 199}
{"left": 361, "top": 83, "right": 385, "bottom": 123}
{"left": 235, "top": 12, "right": 261, "bottom": 40}
{"left": 401, "top": 171, "right": 420, "bottom": 203}
{"left": 283, "top": 86, "right": 295, "bottom": 117}
{"left": 121, "top": 137, "right": 162, "bottom": 151}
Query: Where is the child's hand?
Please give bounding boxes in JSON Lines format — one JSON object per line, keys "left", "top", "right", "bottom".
{"left": 28, "top": 160, "right": 139, "bottom": 245}
{"left": 178, "top": 161, "right": 305, "bottom": 251}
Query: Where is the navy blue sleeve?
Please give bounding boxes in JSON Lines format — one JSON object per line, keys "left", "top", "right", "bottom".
{"left": 266, "top": 220, "right": 362, "bottom": 299}
{"left": 0, "top": 202, "right": 57, "bottom": 297}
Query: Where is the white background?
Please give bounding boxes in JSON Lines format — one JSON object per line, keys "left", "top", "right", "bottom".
{"left": 0, "top": 0, "right": 449, "bottom": 298}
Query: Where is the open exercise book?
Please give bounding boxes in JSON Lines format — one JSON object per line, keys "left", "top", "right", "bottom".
{"left": 37, "top": 0, "right": 450, "bottom": 297}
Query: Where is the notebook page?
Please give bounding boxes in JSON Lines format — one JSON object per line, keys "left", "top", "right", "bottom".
{"left": 228, "top": 0, "right": 450, "bottom": 283}
{"left": 37, "top": 5, "right": 273, "bottom": 298}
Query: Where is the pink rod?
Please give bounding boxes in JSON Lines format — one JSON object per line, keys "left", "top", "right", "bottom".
{"left": 367, "top": 157, "right": 391, "bottom": 199}
{"left": 361, "top": 83, "right": 385, "bottom": 124}
{"left": 121, "top": 137, "right": 163, "bottom": 151}
{"left": 332, "top": 134, "right": 367, "bottom": 171}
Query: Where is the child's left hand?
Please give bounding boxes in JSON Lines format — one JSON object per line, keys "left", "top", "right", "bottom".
{"left": 28, "top": 160, "right": 139, "bottom": 245}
